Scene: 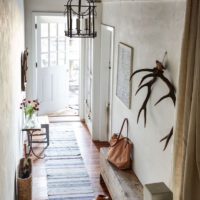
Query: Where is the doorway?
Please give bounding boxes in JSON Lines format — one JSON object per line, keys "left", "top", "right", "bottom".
{"left": 34, "top": 14, "right": 81, "bottom": 117}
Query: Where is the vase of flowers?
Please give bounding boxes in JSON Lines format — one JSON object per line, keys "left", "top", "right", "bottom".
{"left": 20, "top": 99, "right": 39, "bottom": 128}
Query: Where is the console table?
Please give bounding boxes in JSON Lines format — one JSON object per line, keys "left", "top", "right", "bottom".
{"left": 22, "top": 116, "right": 49, "bottom": 159}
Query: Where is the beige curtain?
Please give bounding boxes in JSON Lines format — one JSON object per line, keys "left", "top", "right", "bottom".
{"left": 173, "top": 0, "right": 200, "bottom": 199}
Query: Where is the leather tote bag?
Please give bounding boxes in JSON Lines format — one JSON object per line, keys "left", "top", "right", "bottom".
{"left": 107, "top": 118, "right": 133, "bottom": 170}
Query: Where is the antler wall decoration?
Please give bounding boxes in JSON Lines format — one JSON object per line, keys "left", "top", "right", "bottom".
{"left": 130, "top": 52, "right": 176, "bottom": 150}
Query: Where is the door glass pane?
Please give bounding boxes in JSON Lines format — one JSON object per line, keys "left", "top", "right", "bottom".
{"left": 69, "top": 39, "right": 78, "bottom": 50}
{"left": 41, "top": 23, "right": 48, "bottom": 37}
{"left": 50, "top": 23, "right": 57, "bottom": 37}
{"left": 58, "top": 38, "right": 65, "bottom": 52}
{"left": 50, "top": 38, "right": 57, "bottom": 52}
{"left": 58, "top": 23, "right": 65, "bottom": 37}
{"left": 41, "top": 38, "right": 48, "bottom": 53}
{"left": 41, "top": 53, "right": 48, "bottom": 68}
{"left": 69, "top": 60, "right": 79, "bottom": 84}
{"left": 50, "top": 52, "right": 57, "bottom": 66}
{"left": 58, "top": 52, "right": 65, "bottom": 65}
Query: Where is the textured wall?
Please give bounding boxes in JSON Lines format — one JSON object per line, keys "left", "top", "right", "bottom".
{"left": 102, "top": 0, "right": 186, "bottom": 188}
{"left": 0, "top": 0, "right": 24, "bottom": 199}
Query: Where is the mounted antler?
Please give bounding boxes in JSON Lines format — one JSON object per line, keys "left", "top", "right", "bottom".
{"left": 135, "top": 76, "right": 157, "bottom": 126}
{"left": 160, "top": 128, "right": 174, "bottom": 151}
{"left": 130, "top": 55, "right": 176, "bottom": 150}
{"left": 155, "top": 69, "right": 176, "bottom": 105}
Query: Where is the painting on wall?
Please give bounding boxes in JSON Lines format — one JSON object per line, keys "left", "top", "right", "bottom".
{"left": 116, "top": 43, "right": 133, "bottom": 109}
{"left": 21, "top": 48, "right": 28, "bottom": 91}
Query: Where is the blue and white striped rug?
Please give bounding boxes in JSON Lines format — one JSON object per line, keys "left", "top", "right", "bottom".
{"left": 45, "top": 122, "right": 95, "bottom": 200}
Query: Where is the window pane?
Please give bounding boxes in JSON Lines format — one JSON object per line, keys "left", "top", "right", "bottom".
{"left": 69, "top": 39, "right": 78, "bottom": 48}
{"left": 50, "top": 38, "right": 57, "bottom": 52}
{"left": 50, "top": 53, "right": 57, "bottom": 66}
{"left": 41, "top": 23, "right": 48, "bottom": 37}
{"left": 50, "top": 23, "right": 57, "bottom": 37}
{"left": 69, "top": 38, "right": 79, "bottom": 59}
{"left": 69, "top": 59, "right": 79, "bottom": 84}
{"left": 58, "top": 52, "right": 65, "bottom": 65}
{"left": 58, "top": 23, "right": 65, "bottom": 37}
{"left": 58, "top": 38, "right": 65, "bottom": 52}
{"left": 41, "top": 38, "right": 48, "bottom": 53}
{"left": 41, "top": 54, "right": 48, "bottom": 68}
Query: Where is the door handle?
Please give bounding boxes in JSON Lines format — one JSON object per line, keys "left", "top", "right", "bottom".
{"left": 106, "top": 103, "right": 110, "bottom": 113}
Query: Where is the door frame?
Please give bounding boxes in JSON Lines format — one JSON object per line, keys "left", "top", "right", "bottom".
{"left": 99, "top": 24, "right": 115, "bottom": 141}
{"left": 31, "top": 12, "right": 84, "bottom": 117}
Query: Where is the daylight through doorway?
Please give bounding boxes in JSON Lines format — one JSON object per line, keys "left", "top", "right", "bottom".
{"left": 49, "top": 38, "right": 80, "bottom": 117}
{"left": 35, "top": 15, "right": 80, "bottom": 117}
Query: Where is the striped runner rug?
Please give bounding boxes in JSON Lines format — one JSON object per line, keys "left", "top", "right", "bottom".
{"left": 45, "top": 122, "right": 95, "bottom": 200}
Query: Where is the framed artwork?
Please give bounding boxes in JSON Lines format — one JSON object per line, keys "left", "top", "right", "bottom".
{"left": 116, "top": 43, "right": 133, "bottom": 108}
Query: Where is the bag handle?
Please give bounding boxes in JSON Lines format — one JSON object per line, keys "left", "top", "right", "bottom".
{"left": 110, "top": 118, "right": 129, "bottom": 147}
{"left": 118, "top": 118, "right": 129, "bottom": 138}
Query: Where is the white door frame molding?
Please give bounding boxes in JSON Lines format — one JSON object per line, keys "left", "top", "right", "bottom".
{"left": 99, "top": 24, "right": 115, "bottom": 141}
{"left": 79, "top": 38, "right": 85, "bottom": 121}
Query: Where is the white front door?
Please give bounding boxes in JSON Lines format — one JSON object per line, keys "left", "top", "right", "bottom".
{"left": 36, "top": 16, "right": 69, "bottom": 114}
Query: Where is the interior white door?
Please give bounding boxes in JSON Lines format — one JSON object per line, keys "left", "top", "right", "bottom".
{"left": 99, "top": 25, "right": 114, "bottom": 141}
{"left": 36, "top": 16, "right": 69, "bottom": 114}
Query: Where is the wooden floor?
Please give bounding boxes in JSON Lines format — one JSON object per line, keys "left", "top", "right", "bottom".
{"left": 32, "top": 121, "right": 110, "bottom": 200}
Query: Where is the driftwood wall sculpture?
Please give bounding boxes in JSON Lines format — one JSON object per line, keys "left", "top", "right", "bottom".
{"left": 130, "top": 54, "right": 176, "bottom": 150}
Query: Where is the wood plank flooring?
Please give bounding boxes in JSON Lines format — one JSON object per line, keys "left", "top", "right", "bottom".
{"left": 32, "top": 121, "right": 110, "bottom": 200}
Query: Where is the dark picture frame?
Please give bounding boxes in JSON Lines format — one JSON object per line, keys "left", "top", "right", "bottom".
{"left": 21, "top": 48, "right": 28, "bottom": 91}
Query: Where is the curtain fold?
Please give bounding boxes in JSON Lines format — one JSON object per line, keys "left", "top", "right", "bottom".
{"left": 173, "top": 0, "right": 200, "bottom": 199}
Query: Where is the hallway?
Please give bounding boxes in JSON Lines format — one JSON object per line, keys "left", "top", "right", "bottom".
{"left": 2, "top": 0, "right": 199, "bottom": 199}
{"left": 32, "top": 120, "right": 109, "bottom": 200}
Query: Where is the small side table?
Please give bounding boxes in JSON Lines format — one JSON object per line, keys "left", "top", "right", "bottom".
{"left": 22, "top": 117, "right": 49, "bottom": 159}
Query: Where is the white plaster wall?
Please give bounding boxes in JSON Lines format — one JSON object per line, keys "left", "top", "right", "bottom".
{"left": 102, "top": 0, "right": 186, "bottom": 188}
{"left": 0, "top": 0, "right": 25, "bottom": 199}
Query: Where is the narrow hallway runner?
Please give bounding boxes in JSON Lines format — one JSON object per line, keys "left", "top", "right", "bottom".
{"left": 45, "top": 122, "right": 95, "bottom": 200}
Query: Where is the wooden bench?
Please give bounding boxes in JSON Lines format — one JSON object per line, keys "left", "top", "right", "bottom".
{"left": 100, "top": 147, "right": 143, "bottom": 200}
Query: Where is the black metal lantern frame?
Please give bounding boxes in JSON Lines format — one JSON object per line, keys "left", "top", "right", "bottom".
{"left": 64, "top": 0, "right": 97, "bottom": 38}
